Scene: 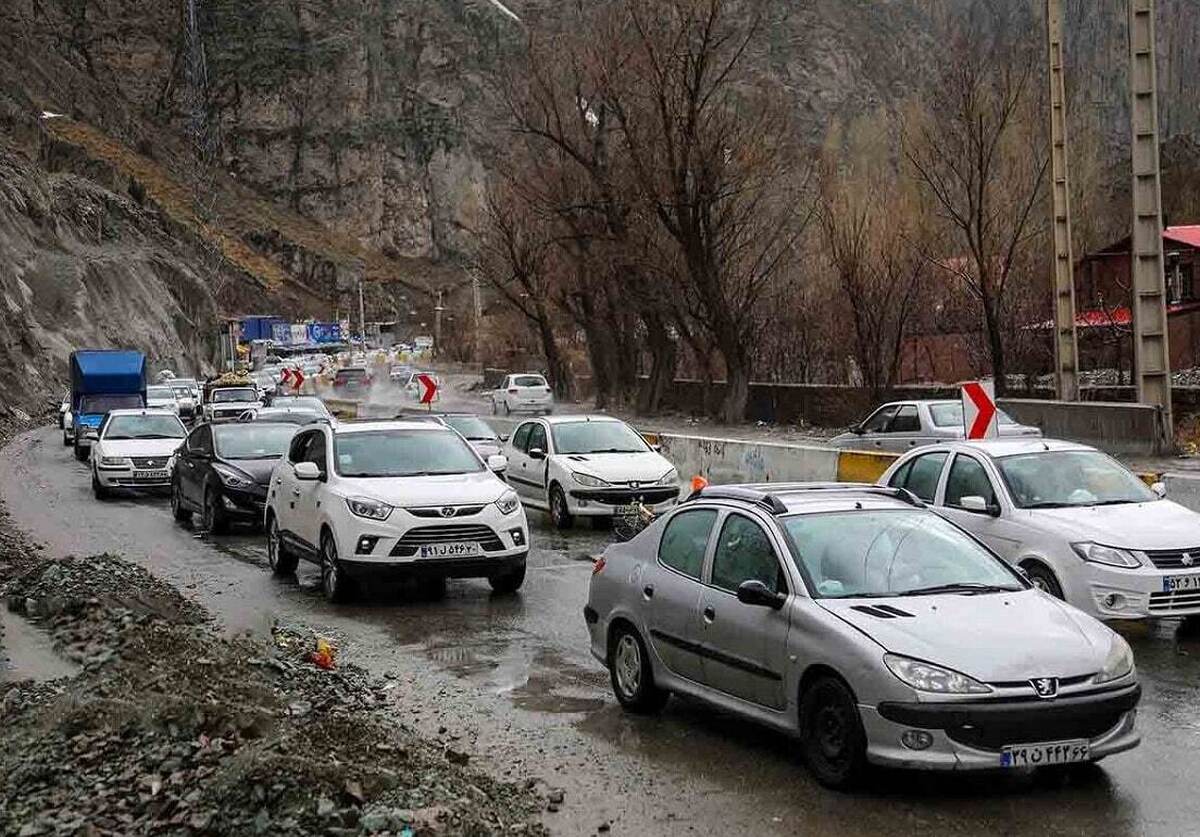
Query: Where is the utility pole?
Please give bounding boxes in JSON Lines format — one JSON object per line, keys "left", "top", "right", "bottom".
{"left": 1046, "top": 0, "right": 1080, "bottom": 401}
{"left": 472, "top": 272, "right": 483, "bottom": 363}
{"left": 434, "top": 289, "right": 445, "bottom": 358}
{"left": 1128, "top": 0, "right": 1173, "bottom": 448}
{"left": 357, "top": 279, "right": 367, "bottom": 352}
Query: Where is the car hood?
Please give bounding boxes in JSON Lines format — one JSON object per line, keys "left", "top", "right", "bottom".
{"left": 553, "top": 450, "right": 674, "bottom": 483}
{"left": 1021, "top": 500, "right": 1200, "bottom": 550}
{"left": 820, "top": 590, "right": 1110, "bottom": 681}
{"left": 335, "top": 470, "right": 509, "bottom": 507}
{"left": 98, "top": 438, "right": 184, "bottom": 458}
{"left": 220, "top": 457, "right": 282, "bottom": 485}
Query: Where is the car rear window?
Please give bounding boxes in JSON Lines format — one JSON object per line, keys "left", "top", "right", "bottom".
{"left": 514, "top": 375, "right": 547, "bottom": 388}
{"left": 336, "top": 369, "right": 368, "bottom": 380}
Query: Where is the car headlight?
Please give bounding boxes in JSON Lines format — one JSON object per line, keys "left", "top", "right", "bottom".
{"left": 572, "top": 471, "right": 610, "bottom": 488}
{"left": 495, "top": 490, "right": 521, "bottom": 515}
{"left": 346, "top": 496, "right": 393, "bottom": 521}
{"left": 883, "top": 653, "right": 993, "bottom": 694}
{"left": 1093, "top": 635, "right": 1134, "bottom": 684}
{"left": 99, "top": 456, "right": 131, "bottom": 467}
{"left": 1071, "top": 542, "right": 1142, "bottom": 568}
{"left": 213, "top": 464, "right": 252, "bottom": 488}
{"left": 657, "top": 468, "right": 678, "bottom": 486}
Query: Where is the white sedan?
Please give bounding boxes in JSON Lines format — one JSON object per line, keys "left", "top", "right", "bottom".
{"left": 880, "top": 438, "right": 1199, "bottom": 621}
{"left": 504, "top": 415, "right": 679, "bottom": 528}
{"left": 90, "top": 409, "right": 188, "bottom": 499}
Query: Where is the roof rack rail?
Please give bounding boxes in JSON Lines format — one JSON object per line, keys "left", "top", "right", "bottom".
{"left": 685, "top": 482, "right": 924, "bottom": 512}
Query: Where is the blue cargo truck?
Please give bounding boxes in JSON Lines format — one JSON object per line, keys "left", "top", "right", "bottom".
{"left": 68, "top": 350, "right": 147, "bottom": 462}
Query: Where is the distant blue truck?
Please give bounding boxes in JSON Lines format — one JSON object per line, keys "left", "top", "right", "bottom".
{"left": 67, "top": 350, "right": 147, "bottom": 462}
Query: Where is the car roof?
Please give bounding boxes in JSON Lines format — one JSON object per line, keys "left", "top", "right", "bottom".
{"left": 105, "top": 408, "right": 180, "bottom": 418}
{"left": 687, "top": 482, "right": 923, "bottom": 515}
{"left": 330, "top": 419, "right": 453, "bottom": 435}
{"left": 910, "top": 437, "right": 1093, "bottom": 459}
{"left": 537, "top": 414, "right": 621, "bottom": 426}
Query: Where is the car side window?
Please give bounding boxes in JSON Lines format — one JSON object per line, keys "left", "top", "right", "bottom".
{"left": 888, "top": 405, "right": 920, "bottom": 433}
{"left": 861, "top": 405, "right": 898, "bottom": 433}
{"left": 303, "top": 432, "right": 328, "bottom": 472}
{"left": 658, "top": 509, "right": 717, "bottom": 579}
{"left": 887, "top": 459, "right": 913, "bottom": 489}
{"left": 944, "top": 454, "right": 996, "bottom": 508}
{"left": 528, "top": 423, "right": 547, "bottom": 453}
{"left": 898, "top": 452, "right": 948, "bottom": 502}
{"left": 196, "top": 426, "right": 213, "bottom": 456}
{"left": 512, "top": 423, "right": 533, "bottom": 453}
{"left": 287, "top": 431, "right": 310, "bottom": 463}
{"left": 710, "top": 514, "right": 787, "bottom": 595}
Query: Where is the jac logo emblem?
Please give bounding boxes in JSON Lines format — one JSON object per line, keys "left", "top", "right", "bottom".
{"left": 1182, "top": 552, "right": 1195, "bottom": 567}
{"left": 1031, "top": 677, "right": 1059, "bottom": 699}
{"left": 439, "top": 507, "right": 456, "bottom": 518}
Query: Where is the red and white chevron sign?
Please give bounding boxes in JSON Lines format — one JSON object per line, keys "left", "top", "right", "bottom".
{"left": 961, "top": 381, "right": 998, "bottom": 440}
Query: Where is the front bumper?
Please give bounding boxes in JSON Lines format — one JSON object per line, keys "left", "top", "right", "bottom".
{"left": 1064, "top": 561, "right": 1200, "bottom": 619}
{"left": 566, "top": 486, "right": 680, "bottom": 517}
{"left": 862, "top": 683, "right": 1142, "bottom": 770}
{"left": 219, "top": 484, "right": 268, "bottom": 518}
{"left": 333, "top": 509, "right": 530, "bottom": 576}
{"left": 340, "top": 551, "right": 527, "bottom": 580}
{"left": 95, "top": 466, "right": 174, "bottom": 490}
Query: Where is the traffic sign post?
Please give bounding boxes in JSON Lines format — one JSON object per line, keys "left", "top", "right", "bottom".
{"left": 961, "top": 381, "right": 999, "bottom": 440}
{"left": 291, "top": 368, "right": 305, "bottom": 393}
{"left": 416, "top": 373, "right": 438, "bottom": 407}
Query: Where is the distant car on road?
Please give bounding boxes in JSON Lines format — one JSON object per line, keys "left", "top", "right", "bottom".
{"left": 203, "top": 385, "right": 262, "bottom": 423}
{"left": 829, "top": 400, "right": 1041, "bottom": 453}
{"left": 264, "top": 419, "right": 525, "bottom": 602}
{"left": 585, "top": 482, "right": 1140, "bottom": 788}
{"left": 401, "top": 371, "right": 441, "bottom": 403}
{"left": 169, "top": 382, "right": 198, "bottom": 419}
{"left": 145, "top": 385, "right": 181, "bottom": 416}
{"left": 332, "top": 366, "right": 372, "bottom": 395}
{"left": 58, "top": 392, "right": 70, "bottom": 429}
{"left": 880, "top": 438, "right": 1200, "bottom": 621}
{"left": 503, "top": 415, "right": 679, "bottom": 529}
{"left": 90, "top": 409, "right": 187, "bottom": 499}
{"left": 172, "top": 421, "right": 298, "bottom": 533}
{"left": 389, "top": 364, "right": 414, "bottom": 383}
{"left": 491, "top": 373, "right": 553, "bottom": 415}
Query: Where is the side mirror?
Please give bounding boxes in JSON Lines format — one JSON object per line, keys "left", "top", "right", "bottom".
{"left": 499, "top": 434, "right": 510, "bottom": 443}
{"left": 736, "top": 579, "right": 785, "bottom": 610}
{"left": 529, "top": 447, "right": 546, "bottom": 460}
{"left": 851, "top": 423, "right": 865, "bottom": 435}
{"left": 1152, "top": 481, "right": 1167, "bottom": 498}
{"left": 487, "top": 454, "right": 508, "bottom": 473}
{"left": 294, "top": 461, "right": 322, "bottom": 481}
{"left": 960, "top": 496, "right": 1001, "bottom": 517}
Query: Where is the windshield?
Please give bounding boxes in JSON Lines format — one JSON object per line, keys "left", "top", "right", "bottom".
{"left": 146, "top": 387, "right": 175, "bottom": 400}
{"left": 170, "top": 386, "right": 193, "bottom": 398}
{"left": 335, "top": 369, "right": 368, "bottom": 380}
{"left": 514, "top": 375, "right": 547, "bottom": 388}
{"left": 212, "top": 388, "right": 258, "bottom": 403}
{"left": 213, "top": 424, "right": 296, "bottom": 459}
{"left": 551, "top": 421, "right": 648, "bottom": 454}
{"left": 102, "top": 414, "right": 186, "bottom": 440}
{"left": 928, "top": 402, "right": 1017, "bottom": 427}
{"left": 443, "top": 416, "right": 497, "bottom": 440}
{"left": 80, "top": 394, "right": 143, "bottom": 414}
{"left": 997, "top": 450, "right": 1156, "bottom": 508}
{"left": 334, "top": 430, "right": 483, "bottom": 477}
{"left": 784, "top": 509, "right": 1023, "bottom": 599}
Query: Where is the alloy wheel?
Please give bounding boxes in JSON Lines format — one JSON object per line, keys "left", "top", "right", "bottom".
{"left": 613, "top": 633, "right": 642, "bottom": 699}
{"left": 267, "top": 518, "right": 280, "bottom": 570}
{"left": 321, "top": 537, "right": 339, "bottom": 599}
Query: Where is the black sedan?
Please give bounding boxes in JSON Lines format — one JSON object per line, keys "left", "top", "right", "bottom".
{"left": 171, "top": 421, "right": 297, "bottom": 533}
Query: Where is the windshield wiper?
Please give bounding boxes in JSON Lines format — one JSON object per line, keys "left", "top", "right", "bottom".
{"left": 1024, "top": 501, "right": 1074, "bottom": 509}
{"left": 896, "top": 583, "right": 1020, "bottom": 597}
{"left": 585, "top": 448, "right": 642, "bottom": 454}
{"left": 1084, "top": 499, "right": 1142, "bottom": 507}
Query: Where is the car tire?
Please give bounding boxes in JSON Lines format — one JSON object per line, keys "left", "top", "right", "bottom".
{"left": 202, "top": 486, "right": 229, "bottom": 535}
{"left": 549, "top": 484, "right": 574, "bottom": 530}
{"left": 320, "top": 530, "right": 353, "bottom": 603}
{"left": 62, "top": 432, "right": 71, "bottom": 447}
{"left": 607, "top": 624, "right": 668, "bottom": 714}
{"left": 266, "top": 514, "right": 298, "bottom": 575}
{"left": 170, "top": 479, "right": 192, "bottom": 523}
{"left": 91, "top": 468, "right": 110, "bottom": 500}
{"left": 491, "top": 399, "right": 499, "bottom": 416}
{"left": 1022, "top": 561, "right": 1064, "bottom": 599}
{"left": 73, "top": 441, "right": 88, "bottom": 462}
{"left": 503, "top": 401, "right": 511, "bottom": 416}
{"left": 488, "top": 560, "right": 527, "bottom": 594}
{"left": 799, "top": 675, "right": 869, "bottom": 790}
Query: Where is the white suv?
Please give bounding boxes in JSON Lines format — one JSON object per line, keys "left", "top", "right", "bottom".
{"left": 491, "top": 374, "right": 553, "bottom": 415}
{"left": 504, "top": 415, "right": 680, "bottom": 528}
{"left": 265, "top": 419, "right": 528, "bottom": 602}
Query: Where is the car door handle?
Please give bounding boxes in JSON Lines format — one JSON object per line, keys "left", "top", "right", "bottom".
{"left": 291, "top": 489, "right": 301, "bottom": 497}
{"left": 702, "top": 606, "right": 715, "bottom": 622}
{"left": 642, "top": 585, "right": 654, "bottom": 599}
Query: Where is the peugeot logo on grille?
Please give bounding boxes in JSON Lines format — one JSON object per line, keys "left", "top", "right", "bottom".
{"left": 1183, "top": 552, "right": 1195, "bottom": 567}
{"left": 1031, "top": 677, "right": 1059, "bottom": 699}
{"left": 439, "top": 506, "right": 457, "bottom": 518}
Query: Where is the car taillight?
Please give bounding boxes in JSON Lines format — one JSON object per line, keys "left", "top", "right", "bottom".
{"left": 591, "top": 555, "right": 606, "bottom": 575}
{"left": 508, "top": 388, "right": 518, "bottom": 394}
{"left": 543, "top": 387, "right": 551, "bottom": 393}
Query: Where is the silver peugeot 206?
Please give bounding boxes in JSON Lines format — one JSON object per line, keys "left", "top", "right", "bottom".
{"left": 583, "top": 483, "right": 1141, "bottom": 788}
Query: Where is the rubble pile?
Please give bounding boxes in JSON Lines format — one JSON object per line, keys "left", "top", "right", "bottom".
{"left": 0, "top": 556, "right": 546, "bottom": 836}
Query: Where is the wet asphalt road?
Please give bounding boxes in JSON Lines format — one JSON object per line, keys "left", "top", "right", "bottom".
{"left": 5, "top": 425, "right": 1200, "bottom": 836}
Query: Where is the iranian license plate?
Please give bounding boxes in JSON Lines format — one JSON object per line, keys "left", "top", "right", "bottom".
{"left": 1163, "top": 574, "right": 1200, "bottom": 592}
{"left": 418, "top": 542, "right": 481, "bottom": 558}
{"left": 1000, "top": 739, "right": 1090, "bottom": 768}
{"left": 134, "top": 470, "right": 169, "bottom": 480}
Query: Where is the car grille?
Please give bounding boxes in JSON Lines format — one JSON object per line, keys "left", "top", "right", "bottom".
{"left": 1144, "top": 548, "right": 1200, "bottom": 570}
{"left": 390, "top": 524, "right": 504, "bottom": 557}
{"left": 1149, "top": 589, "right": 1200, "bottom": 614}
{"left": 946, "top": 710, "right": 1125, "bottom": 750}
{"left": 113, "top": 476, "right": 171, "bottom": 486}
{"left": 407, "top": 505, "right": 486, "bottom": 519}
{"left": 130, "top": 457, "right": 170, "bottom": 469}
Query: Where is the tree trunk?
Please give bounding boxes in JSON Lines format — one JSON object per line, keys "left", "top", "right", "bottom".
{"left": 722, "top": 354, "right": 751, "bottom": 425}
{"left": 638, "top": 312, "right": 677, "bottom": 414}
{"left": 535, "top": 313, "right": 573, "bottom": 400}
{"left": 982, "top": 298, "right": 1007, "bottom": 396}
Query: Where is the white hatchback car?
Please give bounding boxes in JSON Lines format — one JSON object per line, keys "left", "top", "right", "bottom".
{"left": 265, "top": 419, "right": 527, "bottom": 602}
{"left": 504, "top": 415, "right": 680, "bottom": 528}
{"left": 492, "top": 374, "right": 553, "bottom": 415}
{"left": 880, "top": 439, "right": 1200, "bottom": 621}
{"left": 90, "top": 409, "right": 188, "bottom": 499}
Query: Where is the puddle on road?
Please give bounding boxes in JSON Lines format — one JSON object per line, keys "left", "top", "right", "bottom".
{"left": 1, "top": 608, "right": 79, "bottom": 683}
